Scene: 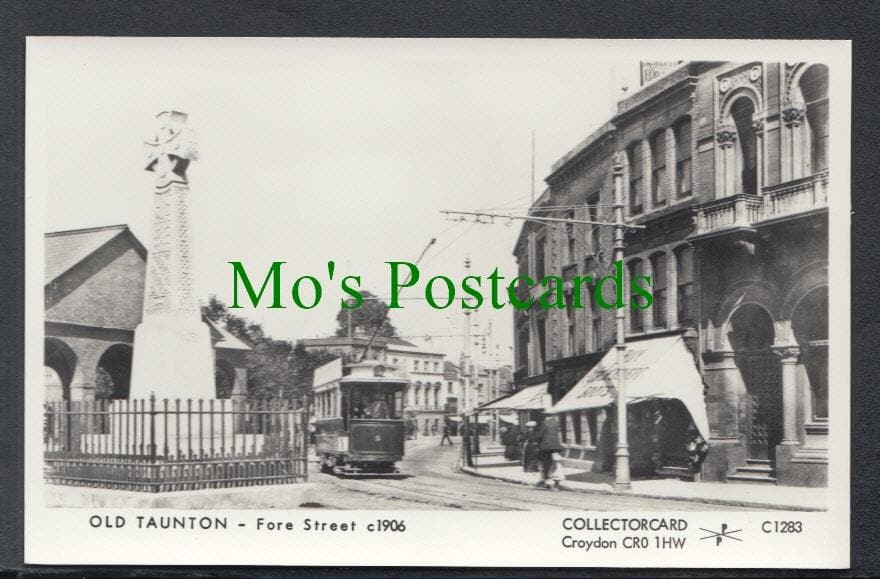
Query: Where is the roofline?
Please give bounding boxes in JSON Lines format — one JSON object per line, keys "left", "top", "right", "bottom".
{"left": 612, "top": 61, "right": 700, "bottom": 122}
{"left": 45, "top": 224, "right": 147, "bottom": 286}
{"left": 46, "top": 224, "right": 129, "bottom": 237}
{"left": 546, "top": 121, "right": 616, "bottom": 182}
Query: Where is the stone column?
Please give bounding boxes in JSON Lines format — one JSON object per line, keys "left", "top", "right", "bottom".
{"left": 666, "top": 249, "right": 679, "bottom": 330}
{"left": 641, "top": 257, "right": 654, "bottom": 330}
{"left": 703, "top": 351, "right": 740, "bottom": 439}
{"left": 642, "top": 139, "right": 653, "bottom": 213}
{"left": 774, "top": 345, "right": 801, "bottom": 445}
{"left": 715, "top": 123, "right": 738, "bottom": 197}
{"left": 752, "top": 116, "right": 765, "bottom": 192}
{"left": 665, "top": 126, "right": 676, "bottom": 203}
{"left": 782, "top": 100, "right": 806, "bottom": 180}
{"left": 68, "top": 348, "right": 99, "bottom": 403}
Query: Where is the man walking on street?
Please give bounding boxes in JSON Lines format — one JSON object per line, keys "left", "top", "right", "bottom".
{"left": 533, "top": 413, "right": 564, "bottom": 490}
{"left": 440, "top": 420, "right": 453, "bottom": 446}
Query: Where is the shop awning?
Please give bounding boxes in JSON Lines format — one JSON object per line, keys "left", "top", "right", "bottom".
{"left": 478, "top": 382, "right": 550, "bottom": 411}
{"left": 547, "top": 335, "right": 710, "bottom": 439}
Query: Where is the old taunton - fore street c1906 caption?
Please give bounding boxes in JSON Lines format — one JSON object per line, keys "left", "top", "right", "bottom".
{"left": 25, "top": 38, "right": 850, "bottom": 568}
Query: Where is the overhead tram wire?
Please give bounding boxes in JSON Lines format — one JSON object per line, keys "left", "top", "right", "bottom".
{"left": 356, "top": 237, "right": 436, "bottom": 363}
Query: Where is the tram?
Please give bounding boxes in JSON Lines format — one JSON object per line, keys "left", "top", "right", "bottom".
{"left": 311, "top": 358, "right": 409, "bottom": 477}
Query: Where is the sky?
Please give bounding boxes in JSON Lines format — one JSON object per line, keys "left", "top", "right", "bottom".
{"left": 30, "top": 38, "right": 646, "bottom": 365}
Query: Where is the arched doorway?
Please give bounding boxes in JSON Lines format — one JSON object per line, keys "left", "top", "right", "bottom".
{"left": 730, "top": 97, "right": 758, "bottom": 195}
{"left": 96, "top": 344, "right": 133, "bottom": 400}
{"left": 728, "top": 304, "right": 781, "bottom": 462}
{"left": 44, "top": 338, "right": 76, "bottom": 402}
{"left": 792, "top": 287, "right": 828, "bottom": 421}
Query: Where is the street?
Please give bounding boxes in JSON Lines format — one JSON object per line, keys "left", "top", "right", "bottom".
{"left": 303, "top": 438, "right": 756, "bottom": 511}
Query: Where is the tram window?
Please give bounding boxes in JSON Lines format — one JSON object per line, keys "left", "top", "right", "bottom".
{"left": 349, "top": 385, "right": 403, "bottom": 419}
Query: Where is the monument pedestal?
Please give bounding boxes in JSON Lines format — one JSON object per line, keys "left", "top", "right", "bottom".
{"left": 130, "top": 315, "right": 216, "bottom": 401}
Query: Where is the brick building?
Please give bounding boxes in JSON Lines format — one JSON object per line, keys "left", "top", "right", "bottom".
{"left": 512, "top": 61, "right": 829, "bottom": 487}
{"left": 44, "top": 225, "right": 250, "bottom": 406}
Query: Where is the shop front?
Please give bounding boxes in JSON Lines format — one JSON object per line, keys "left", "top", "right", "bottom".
{"left": 549, "top": 334, "right": 710, "bottom": 480}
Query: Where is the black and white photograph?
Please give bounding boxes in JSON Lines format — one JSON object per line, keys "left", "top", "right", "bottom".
{"left": 24, "top": 38, "right": 850, "bottom": 568}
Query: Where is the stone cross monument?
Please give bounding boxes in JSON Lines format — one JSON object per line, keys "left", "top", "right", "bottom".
{"left": 129, "top": 111, "right": 216, "bottom": 400}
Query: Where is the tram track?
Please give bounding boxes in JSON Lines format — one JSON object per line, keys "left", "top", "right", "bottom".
{"left": 306, "top": 440, "right": 757, "bottom": 511}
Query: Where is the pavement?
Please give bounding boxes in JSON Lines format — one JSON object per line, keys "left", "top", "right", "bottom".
{"left": 45, "top": 482, "right": 319, "bottom": 509}
{"left": 460, "top": 451, "right": 827, "bottom": 512}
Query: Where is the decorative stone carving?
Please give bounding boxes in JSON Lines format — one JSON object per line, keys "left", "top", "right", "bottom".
{"left": 144, "top": 111, "right": 199, "bottom": 187}
{"left": 773, "top": 345, "right": 801, "bottom": 363}
{"left": 781, "top": 98, "right": 806, "bottom": 126}
{"left": 717, "top": 63, "right": 763, "bottom": 99}
{"left": 714, "top": 122, "right": 738, "bottom": 146}
{"left": 751, "top": 116, "right": 765, "bottom": 133}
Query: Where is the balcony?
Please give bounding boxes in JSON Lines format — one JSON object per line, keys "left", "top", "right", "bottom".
{"left": 692, "top": 171, "right": 829, "bottom": 239}
{"left": 761, "top": 170, "right": 828, "bottom": 223}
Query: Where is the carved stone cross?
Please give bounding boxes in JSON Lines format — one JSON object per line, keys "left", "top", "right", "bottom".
{"left": 144, "top": 111, "right": 198, "bottom": 186}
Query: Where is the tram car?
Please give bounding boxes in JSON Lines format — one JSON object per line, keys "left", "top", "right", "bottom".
{"left": 311, "top": 358, "right": 409, "bottom": 477}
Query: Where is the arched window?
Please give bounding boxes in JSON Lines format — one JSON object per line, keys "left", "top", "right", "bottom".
{"left": 730, "top": 97, "right": 757, "bottom": 195}
{"left": 628, "top": 259, "right": 645, "bottom": 333}
{"left": 799, "top": 64, "right": 829, "bottom": 173}
{"left": 650, "top": 252, "right": 667, "bottom": 328}
{"left": 627, "top": 142, "right": 643, "bottom": 215}
{"left": 674, "top": 118, "right": 692, "bottom": 197}
{"left": 651, "top": 131, "right": 667, "bottom": 207}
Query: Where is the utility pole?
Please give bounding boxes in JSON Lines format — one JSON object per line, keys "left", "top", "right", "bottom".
{"left": 531, "top": 130, "right": 536, "bottom": 205}
{"left": 441, "top": 154, "right": 639, "bottom": 493}
{"left": 612, "top": 155, "right": 632, "bottom": 492}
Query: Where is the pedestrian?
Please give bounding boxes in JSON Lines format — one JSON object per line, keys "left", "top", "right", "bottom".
{"left": 522, "top": 421, "right": 540, "bottom": 473}
{"left": 440, "top": 421, "right": 453, "bottom": 446}
{"left": 462, "top": 420, "right": 474, "bottom": 467}
{"left": 501, "top": 423, "right": 520, "bottom": 461}
{"left": 533, "top": 413, "right": 564, "bottom": 490}
{"left": 686, "top": 423, "right": 709, "bottom": 476}
{"left": 431, "top": 422, "right": 438, "bottom": 437}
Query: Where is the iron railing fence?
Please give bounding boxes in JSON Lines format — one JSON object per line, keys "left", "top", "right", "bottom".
{"left": 44, "top": 396, "right": 308, "bottom": 492}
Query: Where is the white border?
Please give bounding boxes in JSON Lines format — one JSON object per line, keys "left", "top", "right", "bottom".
{"left": 24, "top": 38, "right": 851, "bottom": 568}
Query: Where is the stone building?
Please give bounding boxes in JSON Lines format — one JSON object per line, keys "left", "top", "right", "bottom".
{"left": 44, "top": 225, "right": 250, "bottom": 406}
{"left": 512, "top": 61, "right": 829, "bottom": 487}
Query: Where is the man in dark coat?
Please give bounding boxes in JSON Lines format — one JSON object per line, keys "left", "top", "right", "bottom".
{"left": 533, "top": 414, "right": 563, "bottom": 489}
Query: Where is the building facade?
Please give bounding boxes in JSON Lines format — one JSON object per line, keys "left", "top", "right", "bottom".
{"left": 512, "top": 61, "right": 829, "bottom": 487}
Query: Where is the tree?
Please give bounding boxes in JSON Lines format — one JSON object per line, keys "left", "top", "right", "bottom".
{"left": 335, "top": 290, "right": 397, "bottom": 338}
{"left": 202, "top": 296, "right": 333, "bottom": 402}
